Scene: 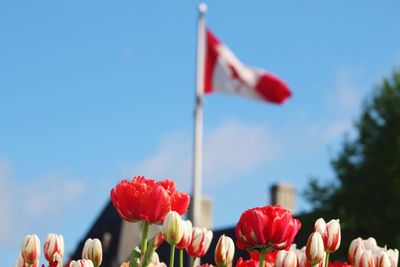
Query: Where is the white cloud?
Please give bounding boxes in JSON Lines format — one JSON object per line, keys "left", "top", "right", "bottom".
{"left": 0, "top": 160, "right": 87, "bottom": 249}
{"left": 322, "top": 120, "right": 353, "bottom": 142}
{"left": 128, "top": 119, "right": 281, "bottom": 191}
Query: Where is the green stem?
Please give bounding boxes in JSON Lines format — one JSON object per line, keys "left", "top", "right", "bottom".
{"left": 192, "top": 257, "right": 197, "bottom": 267}
{"left": 259, "top": 247, "right": 267, "bottom": 267}
{"left": 325, "top": 253, "right": 330, "bottom": 267}
{"left": 169, "top": 244, "right": 176, "bottom": 267}
{"left": 179, "top": 249, "right": 184, "bottom": 267}
{"left": 141, "top": 221, "right": 149, "bottom": 255}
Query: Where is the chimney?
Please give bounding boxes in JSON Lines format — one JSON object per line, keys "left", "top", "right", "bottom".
{"left": 270, "top": 183, "right": 296, "bottom": 213}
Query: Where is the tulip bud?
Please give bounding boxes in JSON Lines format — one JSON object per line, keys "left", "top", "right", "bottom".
{"left": 364, "top": 238, "right": 377, "bottom": 251}
{"left": 162, "top": 211, "right": 183, "bottom": 245}
{"left": 186, "top": 227, "right": 213, "bottom": 258}
{"left": 306, "top": 232, "right": 324, "bottom": 265}
{"left": 21, "top": 234, "right": 41, "bottom": 265}
{"left": 325, "top": 219, "right": 340, "bottom": 253}
{"left": 386, "top": 249, "right": 399, "bottom": 267}
{"left": 176, "top": 220, "right": 193, "bottom": 249}
{"left": 314, "top": 218, "right": 327, "bottom": 236}
{"left": 357, "top": 250, "right": 374, "bottom": 267}
{"left": 44, "top": 233, "right": 64, "bottom": 263}
{"left": 214, "top": 235, "right": 235, "bottom": 267}
{"left": 69, "top": 259, "right": 94, "bottom": 267}
{"left": 276, "top": 250, "right": 297, "bottom": 267}
{"left": 153, "top": 231, "right": 165, "bottom": 249}
{"left": 296, "top": 250, "right": 310, "bottom": 267}
{"left": 376, "top": 251, "right": 391, "bottom": 267}
{"left": 14, "top": 253, "right": 25, "bottom": 267}
{"left": 349, "top": 238, "right": 365, "bottom": 265}
{"left": 82, "top": 238, "right": 103, "bottom": 267}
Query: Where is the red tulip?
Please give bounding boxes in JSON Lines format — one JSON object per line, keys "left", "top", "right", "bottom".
{"left": 236, "top": 258, "right": 260, "bottom": 267}
{"left": 186, "top": 227, "right": 213, "bottom": 258}
{"left": 328, "top": 261, "right": 352, "bottom": 267}
{"left": 235, "top": 205, "right": 301, "bottom": 251}
{"left": 44, "top": 234, "right": 64, "bottom": 264}
{"left": 110, "top": 176, "right": 190, "bottom": 224}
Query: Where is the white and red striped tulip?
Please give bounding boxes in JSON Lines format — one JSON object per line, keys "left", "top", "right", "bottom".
{"left": 295, "top": 249, "right": 310, "bottom": 267}
{"left": 325, "top": 219, "right": 341, "bottom": 253}
{"left": 386, "top": 249, "right": 399, "bottom": 267}
{"left": 364, "top": 238, "right": 377, "bottom": 251}
{"left": 21, "top": 234, "right": 41, "bottom": 265}
{"left": 44, "top": 233, "right": 64, "bottom": 263}
{"left": 14, "top": 253, "right": 27, "bottom": 267}
{"left": 153, "top": 231, "right": 165, "bottom": 249}
{"left": 147, "top": 252, "right": 168, "bottom": 267}
{"left": 162, "top": 211, "right": 183, "bottom": 245}
{"left": 376, "top": 250, "right": 391, "bottom": 267}
{"left": 82, "top": 238, "right": 102, "bottom": 267}
{"left": 314, "top": 218, "right": 327, "bottom": 236}
{"left": 186, "top": 227, "right": 213, "bottom": 258}
{"left": 214, "top": 235, "right": 234, "bottom": 267}
{"left": 69, "top": 259, "right": 94, "bottom": 267}
{"left": 357, "top": 250, "right": 374, "bottom": 267}
{"left": 306, "top": 232, "right": 324, "bottom": 265}
{"left": 176, "top": 220, "right": 192, "bottom": 249}
{"left": 276, "top": 250, "right": 297, "bottom": 267}
{"left": 349, "top": 238, "right": 365, "bottom": 265}
{"left": 314, "top": 218, "right": 341, "bottom": 253}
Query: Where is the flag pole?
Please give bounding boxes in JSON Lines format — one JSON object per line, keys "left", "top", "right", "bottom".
{"left": 192, "top": 2, "right": 207, "bottom": 230}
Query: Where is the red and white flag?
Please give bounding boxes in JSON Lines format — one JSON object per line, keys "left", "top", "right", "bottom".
{"left": 204, "top": 29, "right": 292, "bottom": 104}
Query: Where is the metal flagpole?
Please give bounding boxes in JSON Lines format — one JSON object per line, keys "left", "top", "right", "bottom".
{"left": 192, "top": 3, "right": 207, "bottom": 230}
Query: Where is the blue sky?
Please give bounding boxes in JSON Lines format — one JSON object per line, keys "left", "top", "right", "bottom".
{"left": 1, "top": 0, "right": 399, "bottom": 266}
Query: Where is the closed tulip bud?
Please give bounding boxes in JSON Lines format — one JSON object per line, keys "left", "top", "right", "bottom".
{"left": 69, "top": 259, "right": 94, "bottom": 267}
{"left": 82, "top": 238, "right": 102, "bottom": 267}
{"left": 358, "top": 250, "right": 374, "bottom": 267}
{"left": 376, "top": 251, "right": 391, "bottom": 267}
{"left": 386, "top": 249, "right": 398, "bottom": 267}
{"left": 325, "top": 219, "right": 340, "bottom": 253}
{"left": 296, "top": 250, "right": 310, "bottom": 267}
{"left": 349, "top": 238, "right": 365, "bottom": 265}
{"left": 44, "top": 233, "right": 64, "bottom": 263}
{"left": 306, "top": 232, "right": 324, "bottom": 265}
{"left": 162, "top": 211, "right": 183, "bottom": 245}
{"left": 21, "top": 234, "right": 41, "bottom": 265}
{"left": 154, "top": 232, "right": 165, "bottom": 249}
{"left": 186, "top": 227, "right": 213, "bottom": 258}
{"left": 14, "top": 253, "right": 25, "bottom": 267}
{"left": 314, "top": 218, "right": 327, "bottom": 236}
{"left": 276, "top": 250, "right": 297, "bottom": 267}
{"left": 176, "top": 220, "right": 192, "bottom": 249}
{"left": 364, "top": 238, "right": 377, "bottom": 251}
{"left": 214, "top": 235, "right": 235, "bottom": 267}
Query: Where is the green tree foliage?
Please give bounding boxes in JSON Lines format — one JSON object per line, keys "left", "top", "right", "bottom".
{"left": 304, "top": 70, "right": 400, "bottom": 256}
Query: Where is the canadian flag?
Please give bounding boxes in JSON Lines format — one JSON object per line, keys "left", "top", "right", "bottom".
{"left": 204, "top": 29, "right": 292, "bottom": 104}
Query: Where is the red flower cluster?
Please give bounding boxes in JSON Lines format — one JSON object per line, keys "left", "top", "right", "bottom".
{"left": 236, "top": 205, "right": 301, "bottom": 251}
{"left": 111, "top": 176, "right": 190, "bottom": 224}
{"left": 236, "top": 258, "right": 260, "bottom": 267}
{"left": 328, "top": 261, "right": 352, "bottom": 267}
